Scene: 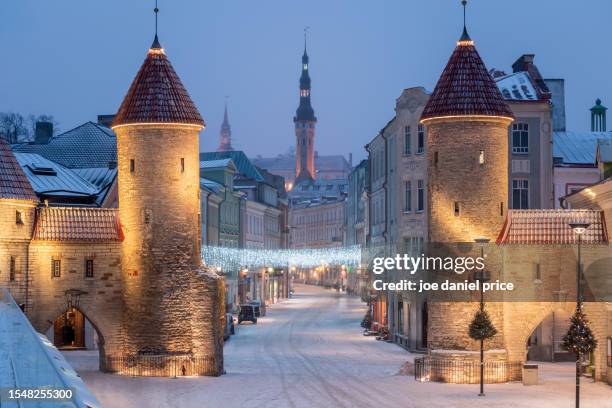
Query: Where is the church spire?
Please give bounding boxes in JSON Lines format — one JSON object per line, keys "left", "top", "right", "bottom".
{"left": 217, "top": 102, "right": 234, "bottom": 152}
{"left": 294, "top": 29, "right": 317, "bottom": 183}
{"left": 295, "top": 27, "right": 315, "bottom": 122}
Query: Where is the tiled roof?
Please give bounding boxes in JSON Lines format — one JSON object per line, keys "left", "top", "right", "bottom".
{"left": 0, "top": 137, "right": 37, "bottom": 201}
{"left": 33, "top": 207, "right": 123, "bottom": 241}
{"left": 200, "top": 151, "right": 263, "bottom": 181}
{"left": 421, "top": 31, "right": 514, "bottom": 121}
{"left": 497, "top": 209, "right": 608, "bottom": 245}
{"left": 553, "top": 131, "right": 612, "bottom": 165}
{"left": 112, "top": 39, "right": 204, "bottom": 128}
{"left": 12, "top": 122, "right": 117, "bottom": 169}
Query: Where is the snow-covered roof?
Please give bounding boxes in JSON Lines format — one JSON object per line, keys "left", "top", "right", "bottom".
{"left": 0, "top": 289, "right": 102, "bottom": 408}
{"left": 495, "top": 72, "right": 539, "bottom": 101}
{"left": 553, "top": 131, "right": 612, "bottom": 165}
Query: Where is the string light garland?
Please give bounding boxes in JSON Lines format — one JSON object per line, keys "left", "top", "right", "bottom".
{"left": 201, "top": 245, "right": 362, "bottom": 271}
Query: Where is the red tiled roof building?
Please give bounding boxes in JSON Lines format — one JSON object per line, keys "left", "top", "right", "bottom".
{"left": 0, "top": 137, "right": 37, "bottom": 201}
{"left": 423, "top": 24, "right": 514, "bottom": 244}
{"left": 109, "top": 34, "right": 224, "bottom": 376}
{"left": 421, "top": 28, "right": 514, "bottom": 122}
{"left": 112, "top": 36, "right": 204, "bottom": 128}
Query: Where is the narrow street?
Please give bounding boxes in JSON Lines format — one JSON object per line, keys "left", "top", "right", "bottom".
{"left": 66, "top": 285, "right": 611, "bottom": 408}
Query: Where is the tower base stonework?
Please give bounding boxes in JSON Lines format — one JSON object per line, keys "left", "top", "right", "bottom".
{"left": 103, "top": 270, "right": 225, "bottom": 377}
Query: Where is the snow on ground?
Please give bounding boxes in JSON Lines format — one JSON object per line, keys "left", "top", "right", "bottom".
{"left": 64, "top": 285, "right": 611, "bottom": 408}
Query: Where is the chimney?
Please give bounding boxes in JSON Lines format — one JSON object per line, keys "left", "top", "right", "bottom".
{"left": 35, "top": 121, "right": 53, "bottom": 144}
{"left": 97, "top": 114, "right": 115, "bottom": 128}
{"left": 512, "top": 54, "right": 535, "bottom": 73}
{"left": 512, "top": 54, "right": 550, "bottom": 96}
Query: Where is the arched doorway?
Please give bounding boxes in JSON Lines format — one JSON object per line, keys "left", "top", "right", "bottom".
{"left": 526, "top": 310, "right": 573, "bottom": 362}
{"left": 46, "top": 307, "right": 101, "bottom": 351}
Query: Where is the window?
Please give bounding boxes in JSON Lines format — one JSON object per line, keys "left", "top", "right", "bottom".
{"left": 180, "top": 158, "right": 185, "bottom": 173}
{"left": 512, "top": 123, "right": 529, "bottom": 154}
{"left": 404, "top": 181, "right": 412, "bottom": 212}
{"left": 417, "top": 180, "right": 424, "bottom": 212}
{"left": 417, "top": 125, "right": 425, "bottom": 154}
{"left": 404, "top": 237, "right": 424, "bottom": 257}
{"left": 404, "top": 126, "right": 411, "bottom": 155}
{"left": 533, "top": 263, "right": 541, "bottom": 281}
{"left": 16, "top": 211, "right": 23, "bottom": 225}
{"left": 434, "top": 151, "right": 439, "bottom": 167}
{"left": 52, "top": 259, "right": 61, "bottom": 278}
{"left": 479, "top": 150, "right": 485, "bottom": 165}
{"left": 9, "top": 257, "right": 16, "bottom": 281}
{"left": 454, "top": 201, "right": 460, "bottom": 216}
{"left": 130, "top": 159, "right": 135, "bottom": 173}
{"left": 512, "top": 179, "right": 529, "bottom": 209}
{"left": 85, "top": 259, "right": 94, "bottom": 278}
{"left": 500, "top": 201, "right": 504, "bottom": 216}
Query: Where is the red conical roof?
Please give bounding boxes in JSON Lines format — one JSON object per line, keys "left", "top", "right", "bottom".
{"left": 0, "top": 137, "right": 37, "bottom": 201}
{"left": 112, "top": 37, "right": 204, "bottom": 128}
{"left": 421, "top": 31, "right": 514, "bottom": 122}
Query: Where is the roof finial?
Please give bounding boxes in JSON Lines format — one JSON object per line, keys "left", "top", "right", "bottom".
{"left": 155, "top": 0, "right": 159, "bottom": 36}
{"left": 458, "top": 0, "right": 472, "bottom": 44}
{"left": 151, "top": 0, "right": 162, "bottom": 49}
{"left": 304, "top": 26, "right": 310, "bottom": 55}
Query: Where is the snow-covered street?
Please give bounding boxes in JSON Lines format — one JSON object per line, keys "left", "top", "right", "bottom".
{"left": 65, "top": 284, "right": 611, "bottom": 408}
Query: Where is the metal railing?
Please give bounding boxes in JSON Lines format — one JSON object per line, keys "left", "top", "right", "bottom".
{"left": 104, "top": 355, "right": 218, "bottom": 377}
{"left": 414, "top": 357, "right": 522, "bottom": 384}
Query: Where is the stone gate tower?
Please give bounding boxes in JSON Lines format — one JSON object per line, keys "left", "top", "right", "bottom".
{"left": 111, "top": 34, "right": 225, "bottom": 375}
{"left": 421, "top": 27, "right": 514, "bottom": 244}
{"left": 420, "top": 23, "right": 514, "bottom": 353}
{"left": 294, "top": 39, "right": 317, "bottom": 183}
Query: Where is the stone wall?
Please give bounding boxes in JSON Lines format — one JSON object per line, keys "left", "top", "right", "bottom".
{"left": 27, "top": 240, "right": 124, "bottom": 366}
{"left": 115, "top": 123, "right": 224, "bottom": 374}
{"left": 427, "top": 117, "right": 510, "bottom": 243}
{"left": 0, "top": 199, "right": 36, "bottom": 307}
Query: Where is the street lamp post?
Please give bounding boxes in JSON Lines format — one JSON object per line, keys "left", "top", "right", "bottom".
{"left": 474, "top": 238, "right": 490, "bottom": 397}
{"left": 569, "top": 222, "right": 590, "bottom": 408}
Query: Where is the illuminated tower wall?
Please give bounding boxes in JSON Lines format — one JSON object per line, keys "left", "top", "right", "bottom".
{"left": 420, "top": 28, "right": 514, "bottom": 352}
{"left": 111, "top": 36, "right": 224, "bottom": 375}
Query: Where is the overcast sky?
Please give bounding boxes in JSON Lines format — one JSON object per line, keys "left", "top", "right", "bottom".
{"left": 1, "top": 1, "right": 611, "bottom": 161}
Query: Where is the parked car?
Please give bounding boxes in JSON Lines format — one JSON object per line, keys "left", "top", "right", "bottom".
{"left": 224, "top": 313, "right": 235, "bottom": 340}
{"left": 250, "top": 300, "right": 262, "bottom": 317}
{"left": 238, "top": 304, "right": 257, "bottom": 324}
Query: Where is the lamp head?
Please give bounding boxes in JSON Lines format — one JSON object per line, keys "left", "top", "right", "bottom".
{"left": 569, "top": 222, "right": 590, "bottom": 235}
